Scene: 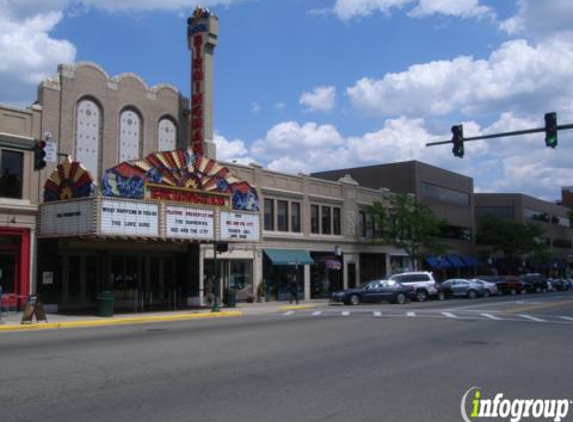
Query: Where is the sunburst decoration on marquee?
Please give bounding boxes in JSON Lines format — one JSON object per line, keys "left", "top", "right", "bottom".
{"left": 43, "top": 156, "right": 95, "bottom": 202}
{"left": 101, "top": 149, "right": 260, "bottom": 212}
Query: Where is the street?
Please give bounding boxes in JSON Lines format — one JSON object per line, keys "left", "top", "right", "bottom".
{"left": 1, "top": 292, "right": 573, "bottom": 422}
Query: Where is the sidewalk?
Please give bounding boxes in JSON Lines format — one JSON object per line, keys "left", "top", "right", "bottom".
{"left": 0, "top": 300, "right": 327, "bottom": 332}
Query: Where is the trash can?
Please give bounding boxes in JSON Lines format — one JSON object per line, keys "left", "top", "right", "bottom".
{"left": 96, "top": 291, "right": 114, "bottom": 317}
{"left": 225, "top": 288, "right": 237, "bottom": 308}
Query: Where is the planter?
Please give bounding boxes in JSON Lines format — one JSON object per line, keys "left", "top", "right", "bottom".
{"left": 257, "top": 297, "right": 267, "bottom": 303}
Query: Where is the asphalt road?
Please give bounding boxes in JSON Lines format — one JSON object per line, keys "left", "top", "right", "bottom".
{"left": 1, "top": 292, "right": 572, "bottom": 422}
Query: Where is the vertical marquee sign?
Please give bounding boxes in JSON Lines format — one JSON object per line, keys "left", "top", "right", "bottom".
{"left": 187, "top": 6, "right": 217, "bottom": 157}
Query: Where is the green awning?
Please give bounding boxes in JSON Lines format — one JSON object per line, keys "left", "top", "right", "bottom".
{"left": 264, "top": 249, "right": 314, "bottom": 266}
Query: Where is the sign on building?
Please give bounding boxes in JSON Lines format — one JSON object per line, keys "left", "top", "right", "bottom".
{"left": 99, "top": 200, "right": 159, "bottom": 236}
{"left": 39, "top": 199, "right": 94, "bottom": 236}
{"left": 220, "top": 211, "right": 260, "bottom": 241}
{"left": 165, "top": 206, "right": 214, "bottom": 239}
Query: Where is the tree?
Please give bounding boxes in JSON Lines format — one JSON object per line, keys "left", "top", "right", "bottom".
{"left": 476, "top": 215, "right": 549, "bottom": 271}
{"left": 365, "top": 194, "right": 446, "bottom": 271}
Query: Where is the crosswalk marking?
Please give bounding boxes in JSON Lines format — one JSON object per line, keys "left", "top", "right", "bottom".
{"left": 373, "top": 311, "right": 382, "bottom": 317}
{"left": 517, "top": 314, "right": 546, "bottom": 322}
{"left": 442, "top": 312, "right": 458, "bottom": 318}
{"left": 312, "top": 311, "right": 322, "bottom": 316}
{"left": 283, "top": 311, "right": 295, "bottom": 316}
{"left": 407, "top": 312, "right": 416, "bottom": 317}
{"left": 481, "top": 313, "right": 502, "bottom": 321}
{"left": 559, "top": 316, "right": 573, "bottom": 322}
{"left": 341, "top": 311, "right": 350, "bottom": 316}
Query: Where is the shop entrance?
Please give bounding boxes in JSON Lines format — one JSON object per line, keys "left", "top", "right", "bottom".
{"left": 110, "top": 254, "right": 178, "bottom": 311}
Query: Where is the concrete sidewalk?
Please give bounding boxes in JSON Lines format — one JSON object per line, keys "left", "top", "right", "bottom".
{"left": 0, "top": 300, "right": 326, "bottom": 332}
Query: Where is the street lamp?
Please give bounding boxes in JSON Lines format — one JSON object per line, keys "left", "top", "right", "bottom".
{"left": 334, "top": 245, "right": 342, "bottom": 291}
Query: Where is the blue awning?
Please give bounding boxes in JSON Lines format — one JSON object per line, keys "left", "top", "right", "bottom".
{"left": 446, "top": 254, "right": 467, "bottom": 268}
{"left": 264, "top": 249, "right": 314, "bottom": 266}
{"left": 425, "top": 256, "right": 452, "bottom": 269}
{"left": 462, "top": 256, "right": 479, "bottom": 267}
{"left": 425, "top": 256, "right": 438, "bottom": 268}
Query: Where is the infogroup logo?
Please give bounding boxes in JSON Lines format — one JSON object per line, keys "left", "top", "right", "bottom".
{"left": 461, "top": 387, "right": 571, "bottom": 422}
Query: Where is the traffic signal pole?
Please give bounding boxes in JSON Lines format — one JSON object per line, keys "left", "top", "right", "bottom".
{"left": 426, "top": 123, "right": 573, "bottom": 147}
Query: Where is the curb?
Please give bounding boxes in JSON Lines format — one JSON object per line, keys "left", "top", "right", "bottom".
{"left": 0, "top": 311, "right": 244, "bottom": 332}
{"left": 278, "top": 304, "right": 317, "bottom": 311}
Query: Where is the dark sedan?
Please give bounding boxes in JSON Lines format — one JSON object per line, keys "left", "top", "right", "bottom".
{"left": 331, "top": 280, "right": 414, "bottom": 305}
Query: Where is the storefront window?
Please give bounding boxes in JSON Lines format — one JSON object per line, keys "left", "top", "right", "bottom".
{"left": 263, "top": 255, "right": 304, "bottom": 301}
{"left": 264, "top": 198, "right": 274, "bottom": 231}
{"left": 0, "top": 150, "right": 23, "bottom": 199}
{"left": 311, "top": 205, "right": 319, "bottom": 234}
{"left": 291, "top": 202, "right": 301, "bottom": 232}
{"left": 333, "top": 207, "right": 341, "bottom": 235}
{"left": 322, "top": 206, "right": 331, "bottom": 235}
{"left": 310, "top": 252, "right": 343, "bottom": 298}
{"left": 277, "top": 200, "right": 289, "bottom": 232}
{"left": 0, "top": 252, "right": 16, "bottom": 293}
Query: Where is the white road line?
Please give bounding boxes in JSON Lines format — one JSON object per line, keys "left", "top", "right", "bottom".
{"left": 442, "top": 312, "right": 458, "bottom": 318}
{"left": 407, "top": 312, "right": 416, "bottom": 317}
{"left": 283, "top": 311, "right": 295, "bottom": 316}
{"left": 517, "top": 314, "right": 546, "bottom": 322}
{"left": 481, "top": 313, "right": 503, "bottom": 321}
{"left": 341, "top": 311, "right": 350, "bottom": 316}
{"left": 559, "top": 316, "right": 573, "bottom": 322}
{"left": 373, "top": 311, "right": 382, "bottom": 317}
{"left": 312, "top": 311, "right": 322, "bottom": 316}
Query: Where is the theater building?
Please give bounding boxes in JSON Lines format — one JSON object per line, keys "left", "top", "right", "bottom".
{"left": 0, "top": 8, "right": 429, "bottom": 311}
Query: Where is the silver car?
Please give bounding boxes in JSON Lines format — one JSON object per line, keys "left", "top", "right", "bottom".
{"left": 470, "top": 278, "right": 499, "bottom": 296}
{"left": 437, "top": 278, "right": 488, "bottom": 300}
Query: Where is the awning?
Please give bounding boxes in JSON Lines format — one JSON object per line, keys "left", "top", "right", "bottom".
{"left": 425, "top": 256, "right": 452, "bottom": 269}
{"left": 462, "top": 256, "right": 479, "bottom": 267}
{"left": 446, "top": 254, "right": 467, "bottom": 268}
{"left": 264, "top": 249, "right": 314, "bottom": 266}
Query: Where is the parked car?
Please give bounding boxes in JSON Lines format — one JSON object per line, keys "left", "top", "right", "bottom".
{"left": 494, "top": 275, "right": 524, "bottom": 295}
{"left": 331, "top": 280, "right": 415, "bottom": 305}
{"left": 548, "top": 278, "right": 569, "bottom": 292}
{"left": 470, "top": 278, "right": 499, "bottom": 296}
{"left": 437, "top": 279, "right": 487, "bottom": 300}
{"left": 388, "top": 271, "right": 438, "bottom": 302}
{"left": 519, "top": 273, "right": 549, "bottom": 293}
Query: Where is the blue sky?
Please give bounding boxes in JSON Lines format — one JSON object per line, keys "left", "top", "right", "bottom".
{"left": 1, "top": 0, "right": 572, "bottom": 201}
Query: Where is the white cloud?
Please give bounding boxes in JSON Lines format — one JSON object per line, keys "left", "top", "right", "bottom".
{"left": 274, "top": 102, "right": 286, "bottom": 111}
{"left": 409, "top": 0, "right": 493, "bottom": 19}
{"left": 346, "top": 36, "right": 573, "bottom": 119}
{"left": 299, "top": 86, "right": 336, "bottom": 113}
{"left": 214, "top": 133, "right": 254, "bottom": 164}
{"left": 331, "top": 0, "right": 491, "bottom": 21}
{"left": 501, "top": 0, "right": 573, "bottom": 38}
{"left": 245, "top": 112, "right": 573, "bottom": 200}
{"left": 0, "top": 0, "right": 251, "bottom": 105}
{"left": 0, "top": 9, "right": 75, "bottom": 104}
{"left": 251, "top": 102, "right": 261, "bottom": 113}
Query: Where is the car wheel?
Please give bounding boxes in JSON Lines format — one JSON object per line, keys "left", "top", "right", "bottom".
{"left": 521, "top": 289, "right": 527, "bottom": 295}
{"left": 349, "top": 294, "right": 360, "bottom": 306}
{"left": 415, "top": 289, "right": 428, "bottom": 302}
{"left": 394, "top": 293, "right": 407, "bottom": 305}
{"left": 535, "top": 286, "right": 542, "bottom": 293}
{"left": 483, "top": 290, "right": 490, "bottom": 298}
{"left": 467, "top": 290, "right": 477, "bottom": 299}
{"left": 438, "top": 291, "right": 446, "bottom": 301}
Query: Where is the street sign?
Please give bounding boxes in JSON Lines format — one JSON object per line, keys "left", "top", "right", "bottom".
{"left": 45, "top": 141, "right": 57, "bottom": 163}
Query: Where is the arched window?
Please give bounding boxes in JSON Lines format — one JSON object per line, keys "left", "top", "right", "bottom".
{"left": 75, "top": 98, "right": 101, "bottom": 180}
{"left": 157, "top": 117, "right": 177, "bottom": 152}
{"left": 119, "top": 108, "right": 142, "bottom": 162}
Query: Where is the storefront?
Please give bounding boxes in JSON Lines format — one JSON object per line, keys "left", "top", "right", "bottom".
{"left": 0, "top": 227, "right": 31, "bottom": 308}
{"left": 310, "top": 251, "right": 344, "bottom": 299}
{"left": 263, "top": 249, "right": 312, "bottom": 301}
{"left": 37, "top": 151, "right": 261, "bottom": 311}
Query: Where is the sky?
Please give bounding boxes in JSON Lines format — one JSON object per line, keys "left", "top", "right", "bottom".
{"left": 1, "top": 0, "right": 572, "bottom": 202}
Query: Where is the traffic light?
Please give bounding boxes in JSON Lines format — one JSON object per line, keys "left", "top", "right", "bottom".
{"left": 216, "top": 242, "right": 229, "bottom": 253}
{"left": 451, "top": 124, "right": 464, "bottom": 158}
{"left": 33, "top": 140, "right": 47, "bottom": 170}
{"left": 544, "top": 112, "right": 558, "bottom": 148}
